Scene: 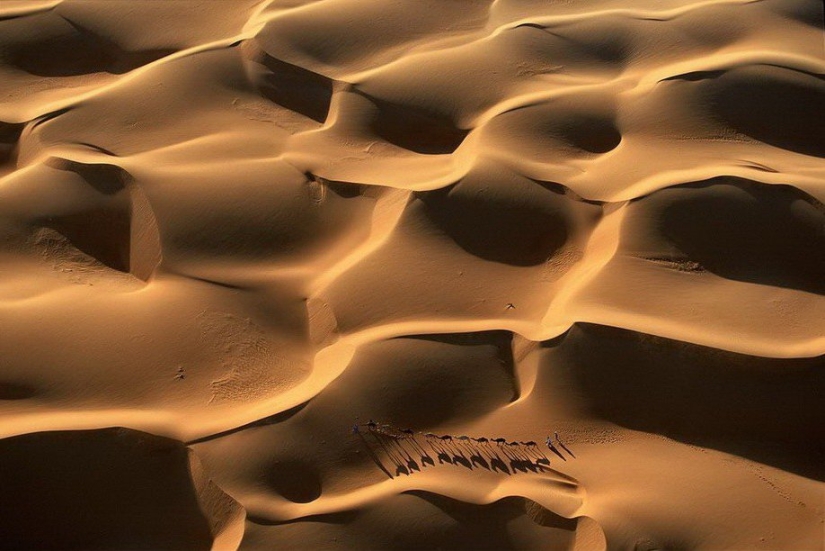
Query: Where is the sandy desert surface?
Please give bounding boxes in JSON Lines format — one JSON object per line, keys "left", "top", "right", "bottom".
{"left": 0, "top": 0, "right": 824, "bottom": 549}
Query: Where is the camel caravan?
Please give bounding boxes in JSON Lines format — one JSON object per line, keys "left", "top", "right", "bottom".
{"left": 352, "top": 421, "right": 573, "bottom": 478}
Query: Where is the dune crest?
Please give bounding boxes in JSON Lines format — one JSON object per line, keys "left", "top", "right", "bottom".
{"left": 1, "top": 0, "right": 822, "bottom": 549}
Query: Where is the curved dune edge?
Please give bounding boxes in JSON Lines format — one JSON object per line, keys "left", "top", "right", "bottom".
{"left": 0, "top": 317, "right": 822, "bottom": 444}
{"left": 241, "top": 492, "right": 607, "bottom": 551}
{"left": 188, "top": 449, "right": 248, "bottom": 550}
{"left": 242, "top": 470, "right": 583, "bottom": 523}
{"left": 1, "top": 0, "right": 823, "bottom": 549}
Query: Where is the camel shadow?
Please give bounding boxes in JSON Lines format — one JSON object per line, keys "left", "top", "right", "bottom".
{"left": 452, "top": 454, "right": 473, "bottom": 469}
{"left": 356, "top": 433, "right": 393, "bottom": 479}
{"left": 489, "top": 455, "right": 511, "bottom": 475}
{"left": 470, "top": 454, "right": 490, "bottom": 470}
{"left": 403, "top": 439, "right": 436, "bottom": 466}
{"left": 510, "top": 460, "right": 529, "bottom": 473}
{"left": 359, "top": 426, "right": 566, "bottom": 479}
{"left": 363, "top": 431, "right": 420, "bottom": 477}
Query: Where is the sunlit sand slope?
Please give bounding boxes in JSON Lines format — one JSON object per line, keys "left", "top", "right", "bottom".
{"left": 0, "top": 0, "right": 823, "bottom": 549}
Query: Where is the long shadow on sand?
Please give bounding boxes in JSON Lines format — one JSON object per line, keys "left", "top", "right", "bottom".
{"left": 358, "top": 428, "right": 554, "bottom": 479}
{"left": 549, "top": 323, "right": 825, "bottom": 480}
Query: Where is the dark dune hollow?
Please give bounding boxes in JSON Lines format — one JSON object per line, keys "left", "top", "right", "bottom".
{"left": 631, "top": 178, "right": 825, "bottom": 295}
{"left": 0, "top": 429, "right": 215, "bottom": 550}
{"left": 246, "top": 43, "right": 334, "bottom": 124}
{"left": 416, "top": 184, "right": 572, "bottom": 266}
{"left": 545, "top": 323, "right": 825, "bottom": 479}
{"left": 0, "top": 121, "right": 24, "bottom": 166}
{"left": 36, "top": 160, "right": 132, "bottom": 272}
{"left": 45, "top": 158, "right": 130, "bottom": 195}
{"left": 701, "top": 66, "right": 825, "bottom": 158}
{"left": 363, "top": 93, "right": 469, "bottom": 155}
{"left": 556, "top": 115, "right": 622, "bottom": 154}
{"left": 3, "top": 18, "right": 173, "bottom": 77}
{"left": 43, "top": 205, "right": 133, "bottom": 273}
{"left": 265, "top": 460, "right": 322, "bottom": 503}
{"left": 310, "top": 334, "right": 518, "bottom": 430}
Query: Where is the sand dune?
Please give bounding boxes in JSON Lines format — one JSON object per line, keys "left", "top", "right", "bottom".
{"left": 0, "top": 0, "right": 823, "bottom": 549}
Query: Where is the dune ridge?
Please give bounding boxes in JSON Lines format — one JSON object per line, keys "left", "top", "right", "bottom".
{"left": 1, "top": 0, "right": 823, "bottom": 549}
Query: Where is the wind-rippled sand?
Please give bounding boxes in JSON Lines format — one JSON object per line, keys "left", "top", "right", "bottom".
{"left": 0, "top": 0, "right": 823, "bottom": 549}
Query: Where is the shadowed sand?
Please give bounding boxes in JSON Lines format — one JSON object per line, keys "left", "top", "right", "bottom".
{"left": 0, "top": 0, "right": 823, "bottom": 549}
